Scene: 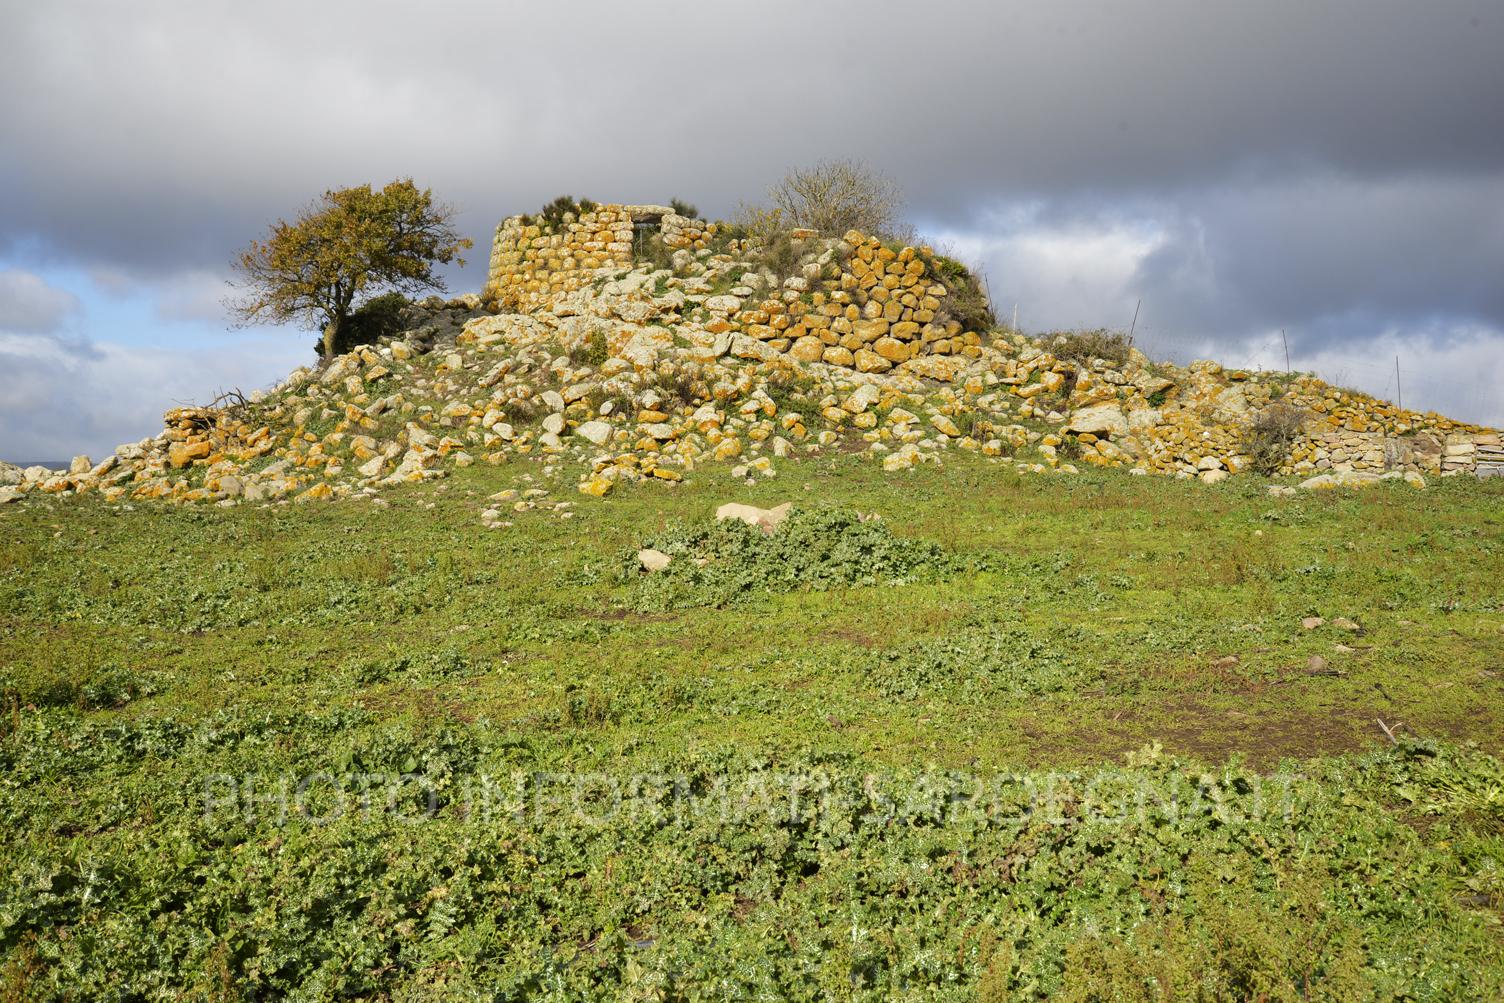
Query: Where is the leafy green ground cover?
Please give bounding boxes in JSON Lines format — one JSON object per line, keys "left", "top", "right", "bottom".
{"left": 2, "top": 453, "right": 1502, "bottom": 999}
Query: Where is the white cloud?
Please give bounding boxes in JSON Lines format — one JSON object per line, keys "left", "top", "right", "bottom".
{"left": 929, "top": 208, "right": 1167, "bottom": 333}
{"left": 154, "top": 268, "right": 234, "bottom": 324}
{"left": 932, "top": 210, "right": 1167, "bottom": 335}
{"left": 0, "top": 269, "right": 81, "bottom": 333}
{"left": 1295, "top": 325, "right": 1504, "bottom": 430}
{"left": 0, "top": 331, "right": 305, "bottom": 462}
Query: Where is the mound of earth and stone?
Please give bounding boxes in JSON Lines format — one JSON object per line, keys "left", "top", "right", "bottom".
{"left": 3, "top": 208, "right": 1499, "bottom": 509}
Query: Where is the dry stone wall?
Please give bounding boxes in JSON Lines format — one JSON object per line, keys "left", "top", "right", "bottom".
{"left": 483, "top": 203, "right": 717, "bottom": 312}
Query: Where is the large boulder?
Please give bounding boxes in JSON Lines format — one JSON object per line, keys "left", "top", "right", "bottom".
{"left": 637, "top": 548, "right": 672, "bottom": 572}
{"left": 1211, "top": 386, "right": 1252, "bottom": 423}
{"left": 1298, "top": 470, "right": 1424, "bottom": 490}
{"left": 0, "top": 460, "right": 22, "bottom": 486}
{"left": 576, "top": 420, "right": 613, "bottom": 446}
{"left": 715, "top": 501, "right": 793, "bottom": 534}
{"left": 1067, "top": 404, "right": 1128, "bottom": 438}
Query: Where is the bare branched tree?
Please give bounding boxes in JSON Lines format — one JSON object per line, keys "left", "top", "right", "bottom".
{"left": 768, "top": 160, "right": 903, "bottom": 237}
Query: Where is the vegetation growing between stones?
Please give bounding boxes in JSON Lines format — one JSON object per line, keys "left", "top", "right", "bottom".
{"left": 761, "top": 366, "right": 823, "bottom": 427}
{"left": 930, "top": 253, "right": 997, "bottom": 334}
{"left": 566, "top": 328, "right": 609, "bottom": 368}
{"left": 1051, "top": 328, "right": 1134, "bottom": 367}
{"left": 650, "top": 367, "right": 705, "bottom": 409}
{"left": 1245, "top": 403, "right": 1311, "bottom": 475}
{"left": 632, "top": 230, "right": 678, "bottom": 272}
{"left": 522, "top": 194, "right": 598, "bottom": 230}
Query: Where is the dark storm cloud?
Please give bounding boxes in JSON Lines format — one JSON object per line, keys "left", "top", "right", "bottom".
{"left": 1127, "top": 173, "right": 1504, "bottom": 341}
{"left": 3, "top": 0, "right": 1501, "bottom": 269}
{"left": 1, "top": 0, "right": 1502, "bottom": 436}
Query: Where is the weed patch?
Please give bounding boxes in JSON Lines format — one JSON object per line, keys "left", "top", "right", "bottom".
{"left": 1244, "top": 403, "right": 1309, "bottom": 475}
{"left": 622, "top": 507, "right": 953, "bottom": 610}
{"left": 868, "top": 622, "right": 1103, "bottom": 701}
{"left": 1051, "top": 328, "right": 1134, "bottom": 366}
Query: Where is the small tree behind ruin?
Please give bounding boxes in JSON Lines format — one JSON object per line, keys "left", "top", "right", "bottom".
{"left": 229, "top": 179, "right": 471, "bottom": 360}
{"left": 768, "top": 159, "right": 903, "bottom": 237}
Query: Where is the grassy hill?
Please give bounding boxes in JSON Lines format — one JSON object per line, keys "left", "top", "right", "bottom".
{"left": 3, "top": 450, "right": 1502, "bottom": 999}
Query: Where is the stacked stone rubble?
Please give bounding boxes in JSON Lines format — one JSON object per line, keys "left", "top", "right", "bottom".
{"left": 659, "top": 212, "right": 715, "bottom": 250}
{"left": 1446, "top": 431, "right": 1504, "bottom": 477}
{"left": 700, "top": 231, "right": 983, "bottom": 375}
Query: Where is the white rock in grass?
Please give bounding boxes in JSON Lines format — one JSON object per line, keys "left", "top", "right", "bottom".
{"left": 638, "top": 548, "right": 673, "bottom": 572}
{"left": 577, "top": 420, "right": 612, "bottom": 446}
{"left": 714, "top": 501, "right": 793, "bottom": 534}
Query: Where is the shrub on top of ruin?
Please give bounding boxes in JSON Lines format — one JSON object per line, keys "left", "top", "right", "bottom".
{"left": 731, "top": 204, "right": 786, "bottom": 246}
{"left": 769, "top": 158, "right": 903, "bottom": 237}
{"left": 1243, "top": 404, "right": 1309, "bottom": 475}
{"left": 727, "top": 205, "right": 808, "bottom": 289}
{"left": 705, "top": 225, "right": 743, "bottom": 256}
{"left": 669, "top": 197, "right": 699, "bottom": 219}
{"left": 929, "top": 254, "right": 996, "bottom": 334}
{"left": 757, "top": 231, "right": 807, "bottom": 288}
{"left": 526, "top": 195, "right": 597, "bottom": 230}
{"left": 1052, "top": 329, "right": 1134, "bottom": 367}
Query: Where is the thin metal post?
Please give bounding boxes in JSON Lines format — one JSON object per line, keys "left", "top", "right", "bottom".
{"left": 1282, "top": 329, "right": 1290, "bottom": 373}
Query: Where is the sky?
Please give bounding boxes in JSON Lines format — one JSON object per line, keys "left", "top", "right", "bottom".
{"left": 2, "top": 0, "right": 1502, "bottom": 461}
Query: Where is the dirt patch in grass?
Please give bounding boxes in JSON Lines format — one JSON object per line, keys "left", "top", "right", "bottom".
{"left": 1150, "top": 697, "right": 1381, "bottom": 766}
{"left": 822, "top": 629, "right": 878, "bottom": 648}
{"left": 1106, "top": 691, "right": 1504, "bottom": 769}
{"left": 580, "top": 607, "right": 680, "bottom": 623}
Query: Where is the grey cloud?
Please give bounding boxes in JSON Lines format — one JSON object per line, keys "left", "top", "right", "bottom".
{"left": 0, "top": 330, "right": 305, "bottom": 461}
{"left": 1128, "top": 174, "right": 1504, "bottom": 340}
{"left": 0, "top": 269, "right": 81, "bottom": 333}
{"left": 154, "top": 270, "right": 237, "bottom": 325}
{"left": 931, "top": 173, "right": 1504, "bottom": 358}
{"left": 3, "top": 1, "right": 1502, "bottom": 274}
{"left": 1, "top": 1, "right": 1501, "bottom": 438}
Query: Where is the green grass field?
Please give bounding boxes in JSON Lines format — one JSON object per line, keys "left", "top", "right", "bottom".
{"left": 2, "top": 455, "right": 1503, "bottom": 999}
